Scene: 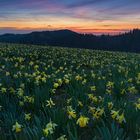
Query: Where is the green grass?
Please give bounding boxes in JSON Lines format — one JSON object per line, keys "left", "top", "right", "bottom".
{"left": 0, "top": 43, "right": 140, "bottom": 140}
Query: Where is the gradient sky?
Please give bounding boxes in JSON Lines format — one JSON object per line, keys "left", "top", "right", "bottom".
{"left": 0, "top": 0, "right": 140, "bottom": 35}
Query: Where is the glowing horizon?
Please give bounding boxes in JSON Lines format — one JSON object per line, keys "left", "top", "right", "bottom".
{"left": 0, "top": 0, "right": 140, "bottom": 35}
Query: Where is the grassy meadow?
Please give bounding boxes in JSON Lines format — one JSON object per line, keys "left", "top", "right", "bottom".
{"left": 0, "top": 43, "right": 140, "bottom": 140}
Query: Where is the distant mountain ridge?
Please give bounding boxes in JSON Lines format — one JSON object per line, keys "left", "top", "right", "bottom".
{"left": 0, "top": 29, "right": 140, "bottom": 52}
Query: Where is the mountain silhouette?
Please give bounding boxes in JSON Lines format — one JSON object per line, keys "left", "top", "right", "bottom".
{"left": 0, "top": 29, "right": 140, "bottom": 52}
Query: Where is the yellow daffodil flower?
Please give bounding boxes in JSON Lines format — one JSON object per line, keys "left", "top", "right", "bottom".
{"left": 76, "top": 116, "right": 89, "bottom": 127}
{"left": 46, "top": 98, "right": 55, "bottom": 108}
{"left": 12, "top": 122, "right": 22, "bottom": 133}
{"left": 25, "top": 113, "right": 31, "bottom": 121}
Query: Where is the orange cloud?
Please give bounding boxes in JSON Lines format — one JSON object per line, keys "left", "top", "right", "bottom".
{"left": 0, "top": 17, "right": 140, "bottom": 35}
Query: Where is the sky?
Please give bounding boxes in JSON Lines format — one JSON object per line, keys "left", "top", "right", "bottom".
{"left": 0, "top": 0, "right": 140, "bottom": 35}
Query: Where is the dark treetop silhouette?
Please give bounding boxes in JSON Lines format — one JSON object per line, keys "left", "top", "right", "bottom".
{"left": 0, "top": 29, "right": 140, "bottom": 52}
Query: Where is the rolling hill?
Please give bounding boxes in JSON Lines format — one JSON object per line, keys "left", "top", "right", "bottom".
{"left": 0, "top": 29, "right": 140, "bottom": 52}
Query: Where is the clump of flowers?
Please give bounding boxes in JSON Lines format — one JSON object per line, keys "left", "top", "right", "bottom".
{"left": 43, "top": 121, "right": 57, "bottom": 137}
{"left": 89, "top": 107, "right": 104, "bottom": 120}
{"left": 111, "top": 110, "right": 125, "bottom": 124}
{"left": 88, "top": 94, "right": 98, "bottom": 103}
{"left": 106, "top": 81, "right": 114, "bottom": 94}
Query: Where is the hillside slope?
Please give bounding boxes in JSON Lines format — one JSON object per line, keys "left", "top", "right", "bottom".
{"left": 0, "top": 29, "right": 140, "bottom": 52}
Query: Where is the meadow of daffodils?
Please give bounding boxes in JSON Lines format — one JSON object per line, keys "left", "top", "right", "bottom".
{"left": 0, "top": 43, "right": 140, "bottom": 140}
